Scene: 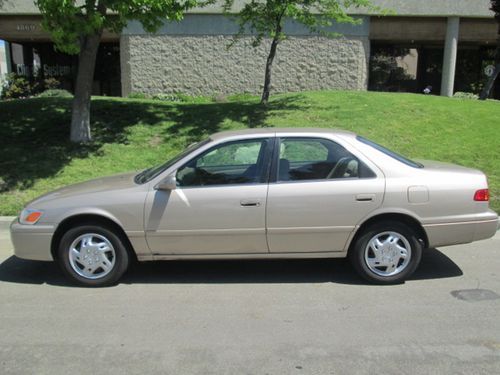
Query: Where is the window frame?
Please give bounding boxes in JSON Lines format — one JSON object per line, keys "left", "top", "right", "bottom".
{"left": 175, "top": 137, "right": 275, "bottom": 189}
{"left": 270, "top": 136, "right": 377, "bottom": 184}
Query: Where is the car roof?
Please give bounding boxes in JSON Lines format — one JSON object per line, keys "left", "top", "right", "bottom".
{"left": 209, "top": 127, "right": 356, "bottom": 141}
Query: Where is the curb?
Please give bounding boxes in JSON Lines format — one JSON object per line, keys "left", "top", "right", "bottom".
{"left": 0, "top": 217, "right": 16, "bottom": 222}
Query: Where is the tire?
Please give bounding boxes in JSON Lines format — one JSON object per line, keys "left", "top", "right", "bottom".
{"left": 349, "top": 221, "right": 422, "bottom": 284}
{"left": 57, "top": 225, "right": 130, "bottom": 287}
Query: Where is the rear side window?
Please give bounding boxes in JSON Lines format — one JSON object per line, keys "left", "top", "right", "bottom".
{"left": 357, "top": 136, "right": 423, "bottom": 168}
{"left": 277, "top": 138, "right": 375, "bottom": 182}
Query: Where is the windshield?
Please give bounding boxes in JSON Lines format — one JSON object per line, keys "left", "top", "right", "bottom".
{"left": 356, "top": 136, "right": 423, "bottom": 169}
{"left": 134, "top": 139, "right": 210, "bottom": 184}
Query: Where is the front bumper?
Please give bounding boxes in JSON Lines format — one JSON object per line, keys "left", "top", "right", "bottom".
{"left": 10, "top": 219, "right": 55, "bottom": 261}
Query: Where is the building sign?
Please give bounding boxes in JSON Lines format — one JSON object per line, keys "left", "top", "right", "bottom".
{"left": 15, "top": 64, "right": 72, "bottom": 77}
{"left": 16, "top": 24, "right": 37, "bottom": 32}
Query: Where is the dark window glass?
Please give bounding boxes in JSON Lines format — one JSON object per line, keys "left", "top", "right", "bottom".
{"left": 356, "top": 136, "right": 423, "bottom": 168}
{"left": 176, "top": 139, "right": 269, "bottom": 187}
{"left": 277, "top": 138, "right": 375, "bottom": 182}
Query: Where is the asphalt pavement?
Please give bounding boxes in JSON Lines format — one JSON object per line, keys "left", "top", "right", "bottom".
{"left": 1, "top": 217, "right": 499, "bottom": 374}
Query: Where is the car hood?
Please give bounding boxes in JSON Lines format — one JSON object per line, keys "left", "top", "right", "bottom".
{"left": 28, "top": 171, "right": 140, "bottom": 206}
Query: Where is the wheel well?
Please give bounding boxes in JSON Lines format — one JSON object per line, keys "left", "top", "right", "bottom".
{"left": 348, "top": 213, "right": 429, "bottom": 253}
{"left": 51, "top": 214, "right": 138, "bottom": 262}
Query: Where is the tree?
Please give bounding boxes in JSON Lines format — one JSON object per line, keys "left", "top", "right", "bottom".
{"left": 36, "top": 0, "right": 199, "bottom": 143}
{"left": 223, "top": 0, "right": 374, "bottom": 104}
{"left": 480, "top": 0, "right": 500, "bottom": 100}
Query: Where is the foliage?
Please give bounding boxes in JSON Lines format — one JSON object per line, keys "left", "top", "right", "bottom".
{"left": 152, "top": 93, "right": 183, "bottom": 102}
{"left": 152, "top": 93, "right": 201, "bottom": 102}
{"left": 453, "top": 92, "right": 479, "bottom": 100}
{"left": 128, "top": 92, "right": 150, "bottom": 99}
{"left": 35, "top": 0, "right": 202, "bottom": 55}
{"left": 34, "top": 0, "right": 205, "bottom": 143}
{"left": 43, "top": 77, "right": 61, "bottom": 90}
{"left": 224, "top": 0, "right": 374, "bottom": 47}
{"left": 1, "top": 73, "right": 63, "bottom": 100}
{"left": 129, "top": 92, "right": 214, "bottom": 103}
{"left": 1, "top": 74, "right": 32, "bottom": 99}
{"left": 223, "top": 0, "right": 377, "bottom": 102}
{"left": 0, "top": 91, "right": 499, "bottom": 215}
{"left": 38, "top": 89, "right": 73, "bottom": 98}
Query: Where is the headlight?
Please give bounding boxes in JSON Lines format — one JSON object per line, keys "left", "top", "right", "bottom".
{"left": 19, "top": 209, "right": 43, "bottom": 225}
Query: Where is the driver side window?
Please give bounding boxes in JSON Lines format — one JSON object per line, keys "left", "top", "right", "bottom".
{"left": 176, "top": 139, "right": 269, "bottom": 187}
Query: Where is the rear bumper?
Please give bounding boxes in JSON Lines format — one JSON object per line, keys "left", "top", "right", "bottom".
{"left": 10, "top": 220, "right": 55, "bottom": 261}
{"left": 423, "top": 211, "right": 499, "bottom": 248}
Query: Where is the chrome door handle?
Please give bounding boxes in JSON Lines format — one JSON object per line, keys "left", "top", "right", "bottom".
{"left": 356, "top": 194, "right": 375, "bottom": 202}
{"left": 240, "top": 199, "right": 261, "bottom": 207}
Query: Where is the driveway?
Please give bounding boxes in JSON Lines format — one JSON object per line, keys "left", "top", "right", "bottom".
{"left": 0, "top": 217, "right": 499, "bottom": 374}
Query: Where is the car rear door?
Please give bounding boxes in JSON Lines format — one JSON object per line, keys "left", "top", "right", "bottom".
{"left": 266, "top": 136, "right": 385, "bottom": 253}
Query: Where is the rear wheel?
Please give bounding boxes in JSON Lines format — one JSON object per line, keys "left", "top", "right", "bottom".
{"left": 57, "top": 225, "right": 129, "bottom": 287}
{"left": 350, "top": 221, "right": 422, "bottom": 284}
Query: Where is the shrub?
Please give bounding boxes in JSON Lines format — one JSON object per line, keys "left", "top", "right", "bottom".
{"left": 1, "top": 74, "right": 33, "bottom": 99}
{"left": 37, "top": 89, "right": 73, "bottom": 98}
{"left": 453, "top": 92, "right": 479, "bottom": 100}
{"left": 127, "top": 92, "right": 149, "bottom": 99}
{"left": 152, "top": 93, "right": 182, "bottom": 102}
{"left": 43, "top": 77, "right": 61, "bottom": 90}
{"left": 1, "top": 74, "right": 65, "bottom": 100}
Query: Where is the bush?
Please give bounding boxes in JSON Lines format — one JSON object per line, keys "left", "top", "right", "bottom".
{"left": 453, "top": 92, "right": 479, "bottom": 100}
{"left": 44, "top": 77, "right": 61, "bottom": 90}
{"left": 152, "top": 93, "right": 183, "bottom": 102}
{"left": 1, "top": 74, "right": 33, "bottom": 99}
{"left": 1, "top": 74, "right": 64, "bottom": 100}
{"left": 37, "top": 89, "right": 73, "bottom": 98}
{"left": 127, "top": 92, "right": 149, "bottom": 99}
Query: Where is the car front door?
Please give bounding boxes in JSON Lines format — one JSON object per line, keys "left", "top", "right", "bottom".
{"left": 144, "top": 137, "right": 273, "bottom": 255}
{"left": 266, "top": 136, "right": 385, "bottom": 253}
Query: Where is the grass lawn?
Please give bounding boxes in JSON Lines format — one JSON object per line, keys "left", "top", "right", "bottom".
{"left": 0, "top": 90, "right": 499, "bottom": 215}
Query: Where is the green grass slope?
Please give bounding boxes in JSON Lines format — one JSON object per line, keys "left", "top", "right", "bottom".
{"left": 0, "top": 91, "right": 498, "bottom": 215}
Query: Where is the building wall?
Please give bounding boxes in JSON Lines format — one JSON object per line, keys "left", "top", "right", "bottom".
{"left": 121, "top": 15, "right": 370, "bottom": 96}
{"left": 122, "top": 35, "right": 369, "bottom": 96}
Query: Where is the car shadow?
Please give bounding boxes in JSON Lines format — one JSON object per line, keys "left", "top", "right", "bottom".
{"left": 0, "top": 248, "right": 462, "bottom": 288}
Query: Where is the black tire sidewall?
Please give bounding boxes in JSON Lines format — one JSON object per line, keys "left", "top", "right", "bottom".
{"left": 57, "top": 225, "right": 129, "bottom": 287}
{"left": 350, "top": 221, "right": 423, "bottom": 284}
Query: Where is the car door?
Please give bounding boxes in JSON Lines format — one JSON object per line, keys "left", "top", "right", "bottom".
{"left": 266, "top": 136, "right": 385, "bottom": 253}
{"left": 144, "top": 137, "right": 273, "bottom": 255}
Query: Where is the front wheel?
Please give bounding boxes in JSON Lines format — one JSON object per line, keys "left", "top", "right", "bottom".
{"left": 57, "top": 225, "right": 130, "bottom": 287}
{"left": 349, "top": 221, "right": 423, "bottom": 284}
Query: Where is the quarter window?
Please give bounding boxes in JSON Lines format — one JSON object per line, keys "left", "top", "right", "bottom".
{"left": 176, "top": 139, "right": 269, "bottom": 187}
{"left": 277, "top": 138, "right": 375, "bottom": 182}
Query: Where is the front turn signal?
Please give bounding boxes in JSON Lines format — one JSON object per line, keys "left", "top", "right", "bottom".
{"left": 19, "top": 209, "right": 43, "bottom": 225}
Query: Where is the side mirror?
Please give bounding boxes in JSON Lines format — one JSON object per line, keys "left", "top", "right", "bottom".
{"left": 155, "top": 175, "right": 177, "bottom": 190}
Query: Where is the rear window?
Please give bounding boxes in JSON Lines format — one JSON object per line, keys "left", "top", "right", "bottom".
{"left": 357, "top": 136, "right": 423, "bottom": 169}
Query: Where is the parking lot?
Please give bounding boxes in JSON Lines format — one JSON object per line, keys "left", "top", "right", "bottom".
{"left": 1, "top": 217, "right": 499, "bottom": 374}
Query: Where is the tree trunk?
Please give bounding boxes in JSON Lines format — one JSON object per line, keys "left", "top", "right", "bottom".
{"left": 261, "top": 28, "right": 281, "bottom": 104}
{"left": 479, "top": 62, "right": 500, "bottom": 100}
{"left": 70, "top": 33, "right": 102, "bottom": 143}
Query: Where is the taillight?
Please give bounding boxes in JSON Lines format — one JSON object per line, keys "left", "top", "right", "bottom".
{"left": 474, "top": 189, "right": 489, "bottom": 201}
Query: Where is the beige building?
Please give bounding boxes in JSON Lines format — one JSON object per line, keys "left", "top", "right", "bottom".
{"left": 0, "top": 0, "right": 498, "bottom": 98}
